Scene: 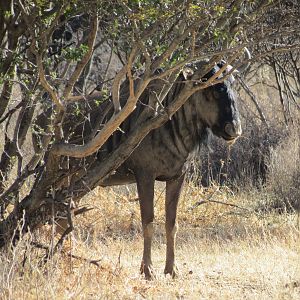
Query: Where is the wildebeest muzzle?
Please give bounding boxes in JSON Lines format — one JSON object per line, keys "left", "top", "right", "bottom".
{"left": 224, "top": 120, "right": 242, "bottom": 142}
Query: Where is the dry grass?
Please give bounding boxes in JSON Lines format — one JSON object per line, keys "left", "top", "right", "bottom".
{"left": 0, "top": 184, "right": 299, "bottom": 300}
{"left": 266, "top": 128, "right": 300, "bottom": 210}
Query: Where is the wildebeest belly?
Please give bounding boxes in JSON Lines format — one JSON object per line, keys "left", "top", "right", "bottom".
{"left": 102, "top": 130, "right": 196, "bottom": 186}
{"left": 128, "top": 138, "right": 193, "bottom": 180}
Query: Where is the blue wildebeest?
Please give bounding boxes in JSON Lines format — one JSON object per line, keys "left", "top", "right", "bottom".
{"left": 92, "top": 60, "right": 243, "bottom": 279}
{"left": 34, "top": 58, "right": 244, "bottom": 279}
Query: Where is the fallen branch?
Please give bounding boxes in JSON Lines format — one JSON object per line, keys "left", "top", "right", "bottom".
{"left": 30, "top": 241, "right": 102, "bottom": 267}
{"left": 189, "top": 199, "right": 252, "bottom": 212}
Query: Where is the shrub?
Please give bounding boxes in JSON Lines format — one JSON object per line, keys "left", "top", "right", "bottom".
{"left": 265, "top": 127, "right": 300, "bottom": 211}
{"left": 194, "top": 123, "right": 289, "bottom": 188}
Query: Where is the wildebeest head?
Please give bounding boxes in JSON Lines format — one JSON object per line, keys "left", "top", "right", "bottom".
{"left": 184, "top": 60, "right": 242, "bottom": 143}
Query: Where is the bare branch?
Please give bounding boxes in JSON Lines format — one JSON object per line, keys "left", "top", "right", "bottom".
{"left": 51, "top": 75, "right": 151, "bottom": 158}
{"left": 63, "top": 15, "right": 99, "bottom": 100}
{"left": 36, "top": 52, "right": 65, "bottom": 111}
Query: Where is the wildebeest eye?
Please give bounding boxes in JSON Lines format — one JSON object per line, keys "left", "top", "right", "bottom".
{"left": 212, "top": 89, "right": 219, "bottom": 99}
{"left": 218, "top": 85, "right": 227, "bottom": 93}
{"left": 225, "top": 106, "right": 231, "bottom": 114}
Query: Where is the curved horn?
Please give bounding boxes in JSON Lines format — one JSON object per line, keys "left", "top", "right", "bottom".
{"left": 237, "top": 47, "right": 252, "bottom": 74}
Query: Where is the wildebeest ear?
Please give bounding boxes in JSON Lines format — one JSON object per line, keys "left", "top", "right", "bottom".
{"left": 218, "top": 62, "right": 238, "bottom": 75}
{"left": 218, "top": 63, "right": 239, "bottom": 82}
{"left": 225, "top": 64, "right": 239, "bottom": 75}
{"left": 226, "top": 65, "right": 240, "bottom": 83}
{"left": 182, "top": 67, "right": 194, "bottom": 80}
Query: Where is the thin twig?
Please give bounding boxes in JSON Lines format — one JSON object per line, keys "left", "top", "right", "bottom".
{"left": 189, "top": 199, "right": 252, "bottom": 212}
{"left": 30, "top": 241, "right": 102, "bottom": 267}
{"left": 0, "top": 102, "right": 23, "bottom": 124}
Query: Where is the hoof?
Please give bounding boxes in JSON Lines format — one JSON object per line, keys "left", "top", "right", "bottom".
{"left": 140, "top": 262, "right": 156, "bottom": 280}
{"left": 164, "top": 265, "right": 178, "bottom": 279}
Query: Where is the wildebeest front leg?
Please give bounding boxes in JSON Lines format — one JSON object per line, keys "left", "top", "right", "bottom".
{"left": 136, "top": 171, "right": 155, "bottom": 280}
{"left": 164, "top": 174, "right": 185, "bottom": 278}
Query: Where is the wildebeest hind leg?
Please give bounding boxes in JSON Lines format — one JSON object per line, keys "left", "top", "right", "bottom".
{"left": 164, "top": 174, "right": 185, "bottom": 278}
{"left": 135, "top": 171, "right": 155, "bottom": 280}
